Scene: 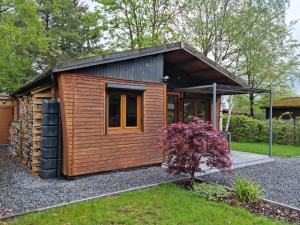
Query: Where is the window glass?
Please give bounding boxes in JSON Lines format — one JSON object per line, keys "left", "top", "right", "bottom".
{"left": 107, "top": 90, "right": 142, "bottom": 131}
{"left": 126, "top": 95, "right": 138, "bottom": 127}
{"left": 184, "top": 98, "right": 194, "bottom": 123}
{"left": 197, "top": 101, "right": 207, "bottom": 120}
{"left": 108, "top": 93, "right": 121, "bottom": 127}
{"left": 168, "top": 95, "right": 176, "bottom": 124}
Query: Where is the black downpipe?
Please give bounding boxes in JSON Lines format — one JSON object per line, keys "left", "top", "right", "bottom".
{"left": 51, "top": 73, "right": 62, "bottom": 178}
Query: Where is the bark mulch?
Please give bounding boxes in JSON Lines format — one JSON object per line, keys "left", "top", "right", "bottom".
{"left": 225, "top": 194, "right": 300, "bottom": 224}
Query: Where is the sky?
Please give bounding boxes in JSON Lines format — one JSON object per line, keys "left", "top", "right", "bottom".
{"left": 286, "top": 0, "right": 300, "bottom": 94}
{"left": 82, "top": 0, "right": 300, "bottom": 95}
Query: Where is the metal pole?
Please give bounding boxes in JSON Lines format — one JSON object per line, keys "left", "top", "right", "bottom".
{"left": 212, "top": 83, "right": 217, "bottom": 129}
{"left": 269, "top": 91, "right": 272, "bottom": 157}
{"left": 293, "top": 118, "right": 296, "bottom": 145}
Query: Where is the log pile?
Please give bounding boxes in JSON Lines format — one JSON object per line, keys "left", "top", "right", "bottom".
{"left": 19, "top": 95, "right": 33, "bottom": 168}
{"left": 7, "top": 85, "right": 55, "bottom": 174}
{"left": 8, "top": 122, "right": 20, "bottom": 157}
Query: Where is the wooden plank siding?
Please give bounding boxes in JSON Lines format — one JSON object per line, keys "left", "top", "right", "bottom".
{"left": 58, "top": 73, "right": 166, "bottom": 176}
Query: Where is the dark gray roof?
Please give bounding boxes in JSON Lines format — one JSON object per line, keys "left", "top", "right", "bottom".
{"left": 13, "top": 41, "right": 248, "bottom": 95}
{"left": 12, "top": 70, "right": 52, "bottom": 95}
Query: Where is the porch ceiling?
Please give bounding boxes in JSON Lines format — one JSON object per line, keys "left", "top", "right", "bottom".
{"left": 163, "top": 47, "right": 247, "bottom": 88}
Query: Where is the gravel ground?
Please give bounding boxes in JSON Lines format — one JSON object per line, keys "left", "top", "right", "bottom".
{"left": 0, "top": 146, "right": 184, "bottom": 217}
{"left": 201, "top": 157, "right": 300, "bottom": 209}
{"left": 2, "top": 144, "right": 300, "bottom": 218}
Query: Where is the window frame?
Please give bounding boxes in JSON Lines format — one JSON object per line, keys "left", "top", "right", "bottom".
{"left": 167, "top": 92, "right": 180, "bottom": 124}
{"left": 183, "top": 97, "right": 211, "bottom": 122}
{"left": 106, "top": 90, "right": 143, "bottom": 134}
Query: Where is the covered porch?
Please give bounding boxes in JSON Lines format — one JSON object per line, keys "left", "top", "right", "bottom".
{"left": 161, "top": 149, "right": 274, "bottom": 176}
{"left": 194, "top": 150, "right": 274, "bottom": 177}
{"left": 177, "top": 84, "right": 273, "bottom": 157}
{"left": 163, "top": 51, "right": 273, "bottom": 157}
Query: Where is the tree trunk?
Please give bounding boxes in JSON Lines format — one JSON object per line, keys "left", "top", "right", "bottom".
{"left": 190, "top": 172, "right": 195, "bottom": 187}
{"left": 219, "top": 101, "right": 223, "bottom": 131}
{"left": 225, "top": 95, "right": 234, "bottom": 132}
{"left": 249, "top": 93, "right": 254, "bottom": 118}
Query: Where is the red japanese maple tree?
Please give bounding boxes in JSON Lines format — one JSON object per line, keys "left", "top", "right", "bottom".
{"left": 158, "top": 117, "right": 232, "bottom": 185}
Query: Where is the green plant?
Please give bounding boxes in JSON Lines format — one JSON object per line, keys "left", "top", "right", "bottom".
{"left": 234, "top": 177, "right": 262, "bottom": 204}
{"left": 224, "top": 115, "right": 300, "bottom": 145}
{"left": 194, "top": 183, "right": 229, "bottom": 201}
{"left": 158, "top": 118, "right": 231, "bottom": 185}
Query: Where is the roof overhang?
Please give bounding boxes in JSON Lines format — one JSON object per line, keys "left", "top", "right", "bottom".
{"left": 12, "top": 41, "right": 248, "bottom": 95}
{"left": 12, "top": 70, "right": 52, "bottom": 96}
{"left": 53, "top": 42, "right": 247, "bottom": 87}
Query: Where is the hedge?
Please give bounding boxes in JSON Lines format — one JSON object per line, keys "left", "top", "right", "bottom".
{"left": 224, "top": 115, "right": 300, "bottom": 145}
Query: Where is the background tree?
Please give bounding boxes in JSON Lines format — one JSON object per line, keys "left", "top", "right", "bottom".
{"left": 0, "top": 0, "right": 299, "bottom": 105}
{"left": 0, "top": 0, "right": 47, "bottom": 92}
{"left": 179, "top": 0, "right": 242, "bottom": 65}
{"left": 80, "top": 9, "right": 107, "bottom": 55}
{"left": 36, "top": 0, "right": 99, "bottom": 68}
{"left": 179, "top": 0, "right": 299, "bottom": 118}
{"left": 95, "top": 0, "right": 186, "bottom": 50}
{"left": 235, "top": 0, "right": 300, "bottom": 117}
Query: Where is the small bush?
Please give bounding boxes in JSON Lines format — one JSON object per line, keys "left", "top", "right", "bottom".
{"left": 158, "top": 118, "right": 231, "bottom": 185}
{"left": 194, "top": 183, "right": 229, "bottom": 201}
{"left": 234, "top": 177, "right": 262, "bottom": 203}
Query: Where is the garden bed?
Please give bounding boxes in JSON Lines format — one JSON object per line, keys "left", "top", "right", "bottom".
{"left": 177, "top": 179, "right": 300, "bottom": 224}
{"left": 225, "top": 196, "right": 300, "bottom": 224}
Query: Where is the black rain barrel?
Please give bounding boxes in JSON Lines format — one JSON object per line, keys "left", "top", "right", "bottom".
{"left": 39, "top": 100, "right": 60, "bottom": 179}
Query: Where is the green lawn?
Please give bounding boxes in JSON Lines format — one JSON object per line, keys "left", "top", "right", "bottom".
{"left": 232, "top": 142, "right": 300, "bottom": 157}
{"left": 2, "top": 184, "right": 288, "bottom": 225}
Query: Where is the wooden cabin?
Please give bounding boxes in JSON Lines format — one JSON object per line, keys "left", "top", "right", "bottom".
{"left": 10, "top": 42, "right": 247, "bottom": 177}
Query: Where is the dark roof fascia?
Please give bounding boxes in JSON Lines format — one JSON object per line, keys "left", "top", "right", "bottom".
{"left": 11, "top": 70, "right": 52, "bottom": 96}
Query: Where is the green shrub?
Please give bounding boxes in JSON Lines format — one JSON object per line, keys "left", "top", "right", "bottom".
{"left": 194, "top": 183, "right": 229, "bottom": 201}
{"left": 223, "top": 115, "right": 299, "bottom": 145}
{"left": 234, "top": 177, "right": 262, "bottom": 204}
{"left": 295, "top": 117, "right": 300, "bottom": 144}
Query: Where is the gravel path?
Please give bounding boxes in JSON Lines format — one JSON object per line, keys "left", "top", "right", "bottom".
{"left": 0, "top": 146, "right": 184, "bottom": 217}
{"left": 201, "top": 157, "right": 300, "bottom": 209}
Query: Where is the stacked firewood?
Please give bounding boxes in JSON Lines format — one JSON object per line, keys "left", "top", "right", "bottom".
{"left": 8, "top": 122, "right": 20, "bottom": 157}
{"left": 19, "top": 95, "right": 33, "bottom": 169}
